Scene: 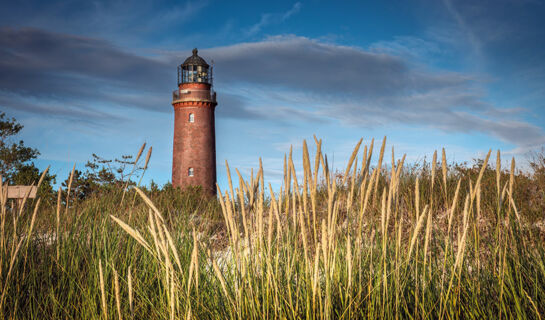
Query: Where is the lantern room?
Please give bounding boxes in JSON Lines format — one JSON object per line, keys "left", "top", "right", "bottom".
{"left": 177, "top": 48, "right": 211, "bottom": 85}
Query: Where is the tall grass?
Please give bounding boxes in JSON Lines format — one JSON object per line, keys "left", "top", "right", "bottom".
{"left": 1, "top": 137, "right": 545, "bottom": 319}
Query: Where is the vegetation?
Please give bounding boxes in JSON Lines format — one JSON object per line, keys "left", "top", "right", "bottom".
{"left": 2, "top": 136, "right": 545, "bottom": 319}
{"left": 61, "top": 147, "right": 152, "bottom": 202}
{"left": 1, "top": 111, "right": 153, "bottom": 204}
{"left": 0, "top": 112, "right": 55, "bottom": 199}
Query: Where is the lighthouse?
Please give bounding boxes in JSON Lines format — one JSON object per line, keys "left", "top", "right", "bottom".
{"left": 171, "top": 48, "right": 217, "bottom": 195}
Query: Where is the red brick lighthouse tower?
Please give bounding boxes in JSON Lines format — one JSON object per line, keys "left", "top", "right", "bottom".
{"left": 172, "top": 48, "right": 217, "bottom": 195}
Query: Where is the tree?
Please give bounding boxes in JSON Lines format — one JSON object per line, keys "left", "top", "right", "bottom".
{"left": 62, "top": 152, "right": 145, "bottom": 200}
{"left": 0, "top": 112, "right": 40, "bottom": 179}
{"left": 0, "top": 112, "right": 55, "bottom": 199}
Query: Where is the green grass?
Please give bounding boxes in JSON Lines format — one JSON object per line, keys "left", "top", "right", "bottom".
{"left": 2, "top": 137, "right": 545, "bottom": 319}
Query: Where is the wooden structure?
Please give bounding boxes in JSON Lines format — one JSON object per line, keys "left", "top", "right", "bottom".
{"left": 7, "top": 185, "right": 37, "bottom": 199}
{"left": 4, "top": 185, "right": 37, "bottom": 207}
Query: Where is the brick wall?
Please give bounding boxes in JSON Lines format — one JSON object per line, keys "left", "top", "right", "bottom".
{"left": 172, "top": 83, "right": 217, "bottom": 195}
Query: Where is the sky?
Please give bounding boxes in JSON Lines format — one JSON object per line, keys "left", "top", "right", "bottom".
{"left": 1, "top": 0, "right": 545, "bottom": 188}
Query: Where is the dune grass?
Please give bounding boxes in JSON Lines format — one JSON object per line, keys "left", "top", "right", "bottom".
{"left": 1, "top": 137, "right": 545, "bottom": 319}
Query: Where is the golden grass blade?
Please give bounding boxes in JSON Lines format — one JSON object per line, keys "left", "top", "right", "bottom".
{"left": 380, "top": 188, "right": 387, "bottom": 238}
{"left": 36, "top": 165, "right": 50, "bottom": 190}
{"left": 447, "top": 179, "right": 462, "bottom": 235}
{"left": 501, "top": 182, "right": 508, "bottom": 207}
{"left": 523, "top": 288, "right": 542, "bottom": 320}
{"left": 0, "top": 237, "right": 24, "bottom": 309}
{"left": 235, "top": 173, "right": 249, "bottom": 242}
{"left": 472, "top": 149, "right": 492, "bottom": 200}
{"left": 360, "top": 145, "right": 368, "bottom": 178}
{"left": 407, "top": 206, "right": 428, "bottom": 260}
{"left": 269, "top": 182, "right": 282, "bottom": 242}
{"left": 496, "top": 150, "right": 501, "bottom": 198}
{"left": 224, "top": 191, "right": 239, "bottom": 244}
{"left": 373, "top": 136, "right": 387, "bottom": 204}
{"left": 287, "top": 146, "right": 293, "bottom": 196}
{"left": 267, "top": 184, "right": 275, "bottom": 252}
{"left": 65, "top": 163, "right": 76, "bottom": 213}
{"left": 56, "top": 186, "right": 61, "bottom": 261}
{"left": 133, "top": 187, "right": 164, "bottom": 222}
{"left": 99, "top": 259, "right": 108, "bottom": 320}
{"left": 187, "top": 229, "right": 197, "bottom": 296}
{"left": 442, "top": 148, "right": 447, "bottom": 198}
{"left": 144, "top": 146, "right": 153, "bottom": 170}
{"left": 349, "top": 156, "right": 357, "bottom": 202}
{"left": 313, "top": 137, "right": 322, "bottom": 191}
{"left": 508, "top": 190, "right": 521, "bottom": 222}
{"left": 113, "top": 264, "right": 122, "bottom": 320}
{"left": 283, "top": 154, "right": 288, "bottom": 197}
{"left": 163, "top": 224, "right": 183, "bottom": 273}
{"left": 25, "top": 198, "right": 41, "bottom": 246}
{"left": 391, "top": 145, "right": 395, "bottom": 175}
{"left": 312, "top": 244, "right": 320, "bottom": 306}
{"left": 431, "top": 150, "right": 437, "bottom": 199}
{"left": 216, "top": 184, "right": 236, "bottom": 248}
{"left": 423, "top": 209, "right": 433, "bottom": 274}
{"left": 153, "top": 210, "right": 169, "bottom": 257}
{"left": 110, "top": 215, "right": 153, "bottom": 255}
{"left": 298, "top": 200, "right": 310, "bottom": 269}
{"left": 0, "top": 175, "right": 4, "bottom": 204}
{"left": 357, "top": 168, "right": 376, "bottom": 235}
{"left": 415, "top": 177, "right": 420, "bottom": 220}
{"left": 454, "top": 196, "right": 470, "bottom": 269}
{"left": 509, "top": 157, "right": 515, "bottom": 196}
{"left": 225, "top": 160, "right": 235, "bottom": 212}
{"left": 321, "top": 153, "right": 330, "bottom": 192}
{"left": 193, "top": 230, "right": 200, "bottom": 293}
{"left": 210, "top": 251, "right": 234, "bottom": 308}
{"left": 346, "top": 234, "right": 352, "bottom": 292}
{"left": 128, "top": 266, "right": 134, "bottom": 319}
{"left": 303, "top": 140, "right": 312, "bottom": 187}
{"left": 367, "top": 138, "right": 375, "bottom": 171}
{"left": 342, "top": 138, "right": 363, "bottom": 184}
{"left": 121, "top": 143, "right": 147, "bottom": 203}
{"left": 313, "top": 134, "right": 320, "bottom": 146}
{"left": 135, "top": 142, "right": 146, "bottom": 164}
{"left": 16, "top": 182, "right": 34, "bottom": 217}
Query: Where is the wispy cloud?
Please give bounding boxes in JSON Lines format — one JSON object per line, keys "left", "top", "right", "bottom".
{"left": 370, "top": 36, "right": 442, "bottom": 61}
{"left": 216, "top": 91, "right": 326, "bottom": 124}
{"left": 0, "top": 0, "right": 209, "bottom": 46}
{"left": 201, "top": 35, "right": 544, "bottom": 148}
{"left": 0, "top": 91, "right": 124, "bottom": 125}
{"left": 0, "top": 27, "right": 172, "bottom": 119}
{"left": 442, "top": 0, "right": 483, "bottom": 59}
{"left": 247, "top": 2, "right": 302, "bottom": 36}
{"left": 2, "top": 26, "right": 543, "bottom": 150}
{"left": 282, "top": 2, "right": 302, "bottom": 20}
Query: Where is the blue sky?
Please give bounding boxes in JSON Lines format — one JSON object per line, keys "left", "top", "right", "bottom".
{"left": 1, "top": 0, "right": 545, "bottom": 187}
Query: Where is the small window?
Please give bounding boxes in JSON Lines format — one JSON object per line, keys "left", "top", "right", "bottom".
{"left": 188, "top": 168, "right": 194, "bottom": 177}
{"left": 189, "top": 113, "right": 194, "bottom": 122}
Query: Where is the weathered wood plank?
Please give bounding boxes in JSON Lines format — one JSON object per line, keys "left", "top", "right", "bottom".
{"left": 6, "top": 186, "right": 37, "bottom": 199}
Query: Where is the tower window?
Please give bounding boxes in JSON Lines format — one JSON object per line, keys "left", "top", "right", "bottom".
{"left": 189, "top": 113, "right": 194, "bottom": 122}
{"left": 188, "top": 168, "right": 194, "bottom": 177}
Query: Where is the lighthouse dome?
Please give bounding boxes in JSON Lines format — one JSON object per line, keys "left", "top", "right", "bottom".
{"left": 182, "top": 48, "right": 209, "bottom": 68}
{"left": 178, "top": 48, "right": 211, "bottom": 84}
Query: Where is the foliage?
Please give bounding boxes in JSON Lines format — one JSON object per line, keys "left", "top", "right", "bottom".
{"left": 2, "top": 138, "right": 545, "bottom": 319}
{"left": 62, "top": 152, "right": 147, "bottom": 201}
{"left": 0, "top": 112, "right": 40, "bottom": 179}
{"left": 0, "top": 112, "right": 55, "bottom": 201}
